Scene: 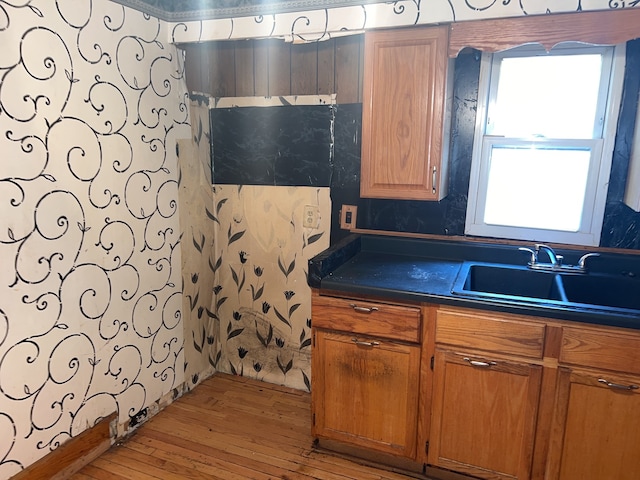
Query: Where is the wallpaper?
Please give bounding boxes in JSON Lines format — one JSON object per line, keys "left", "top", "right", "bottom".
{"left": 178, "top": 99, "right": 218, "bottom": 388}
{"left": 211, "top": 184, "right": 330, "bottom": 390}
{"left": 0, "top": 1, "right": 192, "bottom": 477}
{"left": 164, "top": 0, "right": 638, "bottom": 44}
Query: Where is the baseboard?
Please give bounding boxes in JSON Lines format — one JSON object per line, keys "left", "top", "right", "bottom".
{"left": 12, "top": 413, "right": 116, "bottom": 480}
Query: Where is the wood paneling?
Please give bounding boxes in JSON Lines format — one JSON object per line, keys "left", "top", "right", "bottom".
{"left": 234, "top": 40, "right": 255, "bottom": 96}
{"left": 291, "top": 42, "right": 318, "bottom": 95}
{"left": 207, "top": 42, "right": 236, "bottom": 97}
{"left": 253, "top": 40, "right": 269, "bottom": 96}
{"left": 182, "top": 36, "right": 364, "bottom": 103}
{"left": 335, "top": 35, "right": 362, "bottom": 103}
{"left": 268, "top": 39, "right": 291, "bottom": 95}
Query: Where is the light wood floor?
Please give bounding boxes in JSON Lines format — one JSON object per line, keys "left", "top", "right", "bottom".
{"left": 70, "top": 373, "right": 417, "bottom": 480}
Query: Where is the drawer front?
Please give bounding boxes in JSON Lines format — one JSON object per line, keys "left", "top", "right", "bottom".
{"left": 312, "top": 295, "right": 421, "bottom": 343}
{"left": 560, "top": 325, "right": 640, "bottom": 375}
{"left": 435, "top": 307, "right": 545, "bottom": 359}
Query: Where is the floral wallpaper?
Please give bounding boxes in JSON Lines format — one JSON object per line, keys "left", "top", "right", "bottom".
{"left": 178, "top": 98, "right": 218, "bottom": 389}
{"left": 0, "top": 1, "right": 194, "bottom": 477}
{"left": 210, "top": 185, "right": 330, "bottom": 390}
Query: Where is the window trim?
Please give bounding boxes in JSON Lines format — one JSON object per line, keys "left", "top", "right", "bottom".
{"left": 465, "top": 44, "right": 626, "bottom": 247}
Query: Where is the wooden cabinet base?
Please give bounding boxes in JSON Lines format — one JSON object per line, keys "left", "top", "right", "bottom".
{"left": 315, "top": 438, "right": 481, "bottom": 480}
{"left": 314, "top": 438, "right": 424, "bottom": 474}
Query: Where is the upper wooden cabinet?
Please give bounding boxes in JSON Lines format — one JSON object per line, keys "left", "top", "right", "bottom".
{"left": 360, "top": 26, "right": 451, "bottom": 200}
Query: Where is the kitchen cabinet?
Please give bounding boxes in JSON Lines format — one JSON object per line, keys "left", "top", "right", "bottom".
{"left": 311, "top": 286, "right": 640, "bottom": 480}
{"left": 428, "top": 307, "right": 546, "bottom": 480}
{"left": 544, "top": 325, "right": 640, "bottom": 480}
{"left": 311, "top": 293, "right": 422, "bottom": 459}
{"left": 360, "top": 26, "right": 451, "bottom": 200}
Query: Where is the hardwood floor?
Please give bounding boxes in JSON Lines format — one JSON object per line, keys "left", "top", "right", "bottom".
{"left": 70, "top": 373, "right": 418, "bottom": 480}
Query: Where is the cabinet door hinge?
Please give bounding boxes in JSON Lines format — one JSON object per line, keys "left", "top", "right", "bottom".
{"left": 312, "top": 413, "right": 316, "bottom": 426}
{"left": 425, "top": 441, "right": 429, "bottom": 454}
{"left": 430, "top": 355, "right": 434, "bottom": 371}
{"left": 312, "top": 332, "right": 316, "bottom": 347}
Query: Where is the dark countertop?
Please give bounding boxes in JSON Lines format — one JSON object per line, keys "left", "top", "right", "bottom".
{"left": 308, "top": 233, "right": 640, "bottom": 330}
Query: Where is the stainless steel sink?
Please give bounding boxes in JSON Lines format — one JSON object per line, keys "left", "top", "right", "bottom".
{"left": 452, "top": 262, "right": 640, "bottom": 313}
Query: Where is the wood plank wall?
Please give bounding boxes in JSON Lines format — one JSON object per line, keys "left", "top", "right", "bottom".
{"left": 180, "top": 35, "right": 364, "bottom": 104}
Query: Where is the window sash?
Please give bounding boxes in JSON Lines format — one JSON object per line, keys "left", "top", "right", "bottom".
{"left": 465, "top": 45, "right": 625, "bottom": 247}
{"left": 469, "top": 138, "right": 603, "bottom": 242}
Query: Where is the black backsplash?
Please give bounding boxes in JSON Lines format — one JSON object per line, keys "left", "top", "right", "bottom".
{"left": 209, "top": 41, "right": 640, "bottom": 250}
{"left": 210, "top": 104, "right": 333, "bottom": 186}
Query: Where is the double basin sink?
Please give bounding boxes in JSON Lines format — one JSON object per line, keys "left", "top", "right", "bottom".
{"left": 452, "top": 262, "right": 640, "bottom": 313}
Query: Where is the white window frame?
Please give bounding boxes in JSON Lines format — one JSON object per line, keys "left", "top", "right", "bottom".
{"left": 465, "top": 43, "right": 626, "bottom": 247}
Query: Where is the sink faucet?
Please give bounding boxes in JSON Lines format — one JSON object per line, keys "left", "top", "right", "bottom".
{"left": 518, "top": 244, "right": 600, "bottom": 273}
{"left": 535, "top": 244, "right": 563, "bottom": 267}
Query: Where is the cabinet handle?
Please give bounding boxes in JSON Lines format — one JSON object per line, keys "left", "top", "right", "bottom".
{"left": 349, "top": 303, "right": 379, "bottom": 314}
{"left": 463, "top": 357, "right": 497, "bottom": 368}
{"left": 352, "top": 338, "right": 380, "bottom": 347}
{"left": 432, "top": 166, "right": 437, "bottom": 194}
{"left": 598, "top": 378, "right": 639, "bottom": 391}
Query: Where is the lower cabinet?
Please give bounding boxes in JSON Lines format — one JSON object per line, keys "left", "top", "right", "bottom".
{"left": 312, "top": 293, "right": 640, "bottom": 480}
{"left": 312, "top": 329, "right": 421, "bottom": 458}
{"left": 545, "top": 368, "right": 640, "bottom": 480}
{"left": 428, "top": 349, "right": 542, "bottom": 480}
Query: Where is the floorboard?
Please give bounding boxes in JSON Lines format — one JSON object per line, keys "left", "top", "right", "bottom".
{"left": 70, "top": 373, "right": 418, "bottom": 480}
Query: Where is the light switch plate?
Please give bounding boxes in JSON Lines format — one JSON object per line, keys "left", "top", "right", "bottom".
{"left": 340, "top": 205, "right": 357, "bottom": 230}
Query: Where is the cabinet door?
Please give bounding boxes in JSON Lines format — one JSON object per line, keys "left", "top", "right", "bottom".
{"left": 429, "top": 349, "right": 542, "bottom": 480}
{"left": 360, "top": 26, "right": 450, "bottom": 200}
{"left": 546, "top": 368, "right": 640, "bottom": 480}
{"left": 312, "top": 330, "right": 421, "bottom": 458}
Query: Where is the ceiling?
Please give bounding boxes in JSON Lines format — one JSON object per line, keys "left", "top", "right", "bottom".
{"left": 112, "top": 0, "right": 372, "bottom": 21}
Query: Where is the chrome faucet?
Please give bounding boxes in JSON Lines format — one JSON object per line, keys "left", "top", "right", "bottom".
{"left": 535, "top": 244, "right": 563, "bottom": 267}
{"left": 518, "top": 244, "right": 600, "bottom": 273}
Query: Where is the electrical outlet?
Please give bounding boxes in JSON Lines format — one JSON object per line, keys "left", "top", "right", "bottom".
{"left": 340, "top": 205, "right": 357, "bottom": 230}
{"left": 303, "top": 205, "right": 320, "bottom": 229}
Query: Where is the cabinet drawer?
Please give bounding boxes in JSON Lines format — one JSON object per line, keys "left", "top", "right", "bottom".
{"left": 560, "top": 325, "right": 640, "bottom": 375}
{"left": 435, "top": 307, "right": 545, "bottom": 359}
{"left": 312, "top": 295, "right": 421, "bottom": 343}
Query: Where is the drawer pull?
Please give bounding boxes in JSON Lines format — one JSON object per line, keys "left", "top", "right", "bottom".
{"left": 349, "top": 304, "right": 379, "bottom": 314}
{"left": 463, "top": 357, "right": 497, "bottom": 368}
{"left": 352, "top": 338, "right": 380, "bottom": 347}
{"left": 598, "top": 378, "right": 639, "bottom": 391}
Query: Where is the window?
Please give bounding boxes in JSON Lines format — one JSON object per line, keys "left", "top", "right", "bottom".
{"left": 465, "top": 43, "right": 626, "bottom": 246}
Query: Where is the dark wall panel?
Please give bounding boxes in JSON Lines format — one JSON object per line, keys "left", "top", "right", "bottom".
{"left": 211, "top": 104, "right": 333, "bottom": 186}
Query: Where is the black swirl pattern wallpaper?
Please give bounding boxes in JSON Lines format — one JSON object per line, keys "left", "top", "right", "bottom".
{"left": 0, "top": 1, "right": 193, "bottom": 476}
{"left": 1, "top": 0, "right": 637, "bottom": 477}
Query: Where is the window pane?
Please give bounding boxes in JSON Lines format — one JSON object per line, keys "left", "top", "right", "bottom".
{"left": 483, "top": 146, "right": 591, "bottom": 231}
{"left": 490, "top": 54, "right": 603, "bottom": 139}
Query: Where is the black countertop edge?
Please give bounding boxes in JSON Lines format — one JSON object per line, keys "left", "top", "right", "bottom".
{"left": 309, "top": 233, "right": 640, "bottom": 330}
{"left": 308, "top": 234, "right": 361, "bottom": 288}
